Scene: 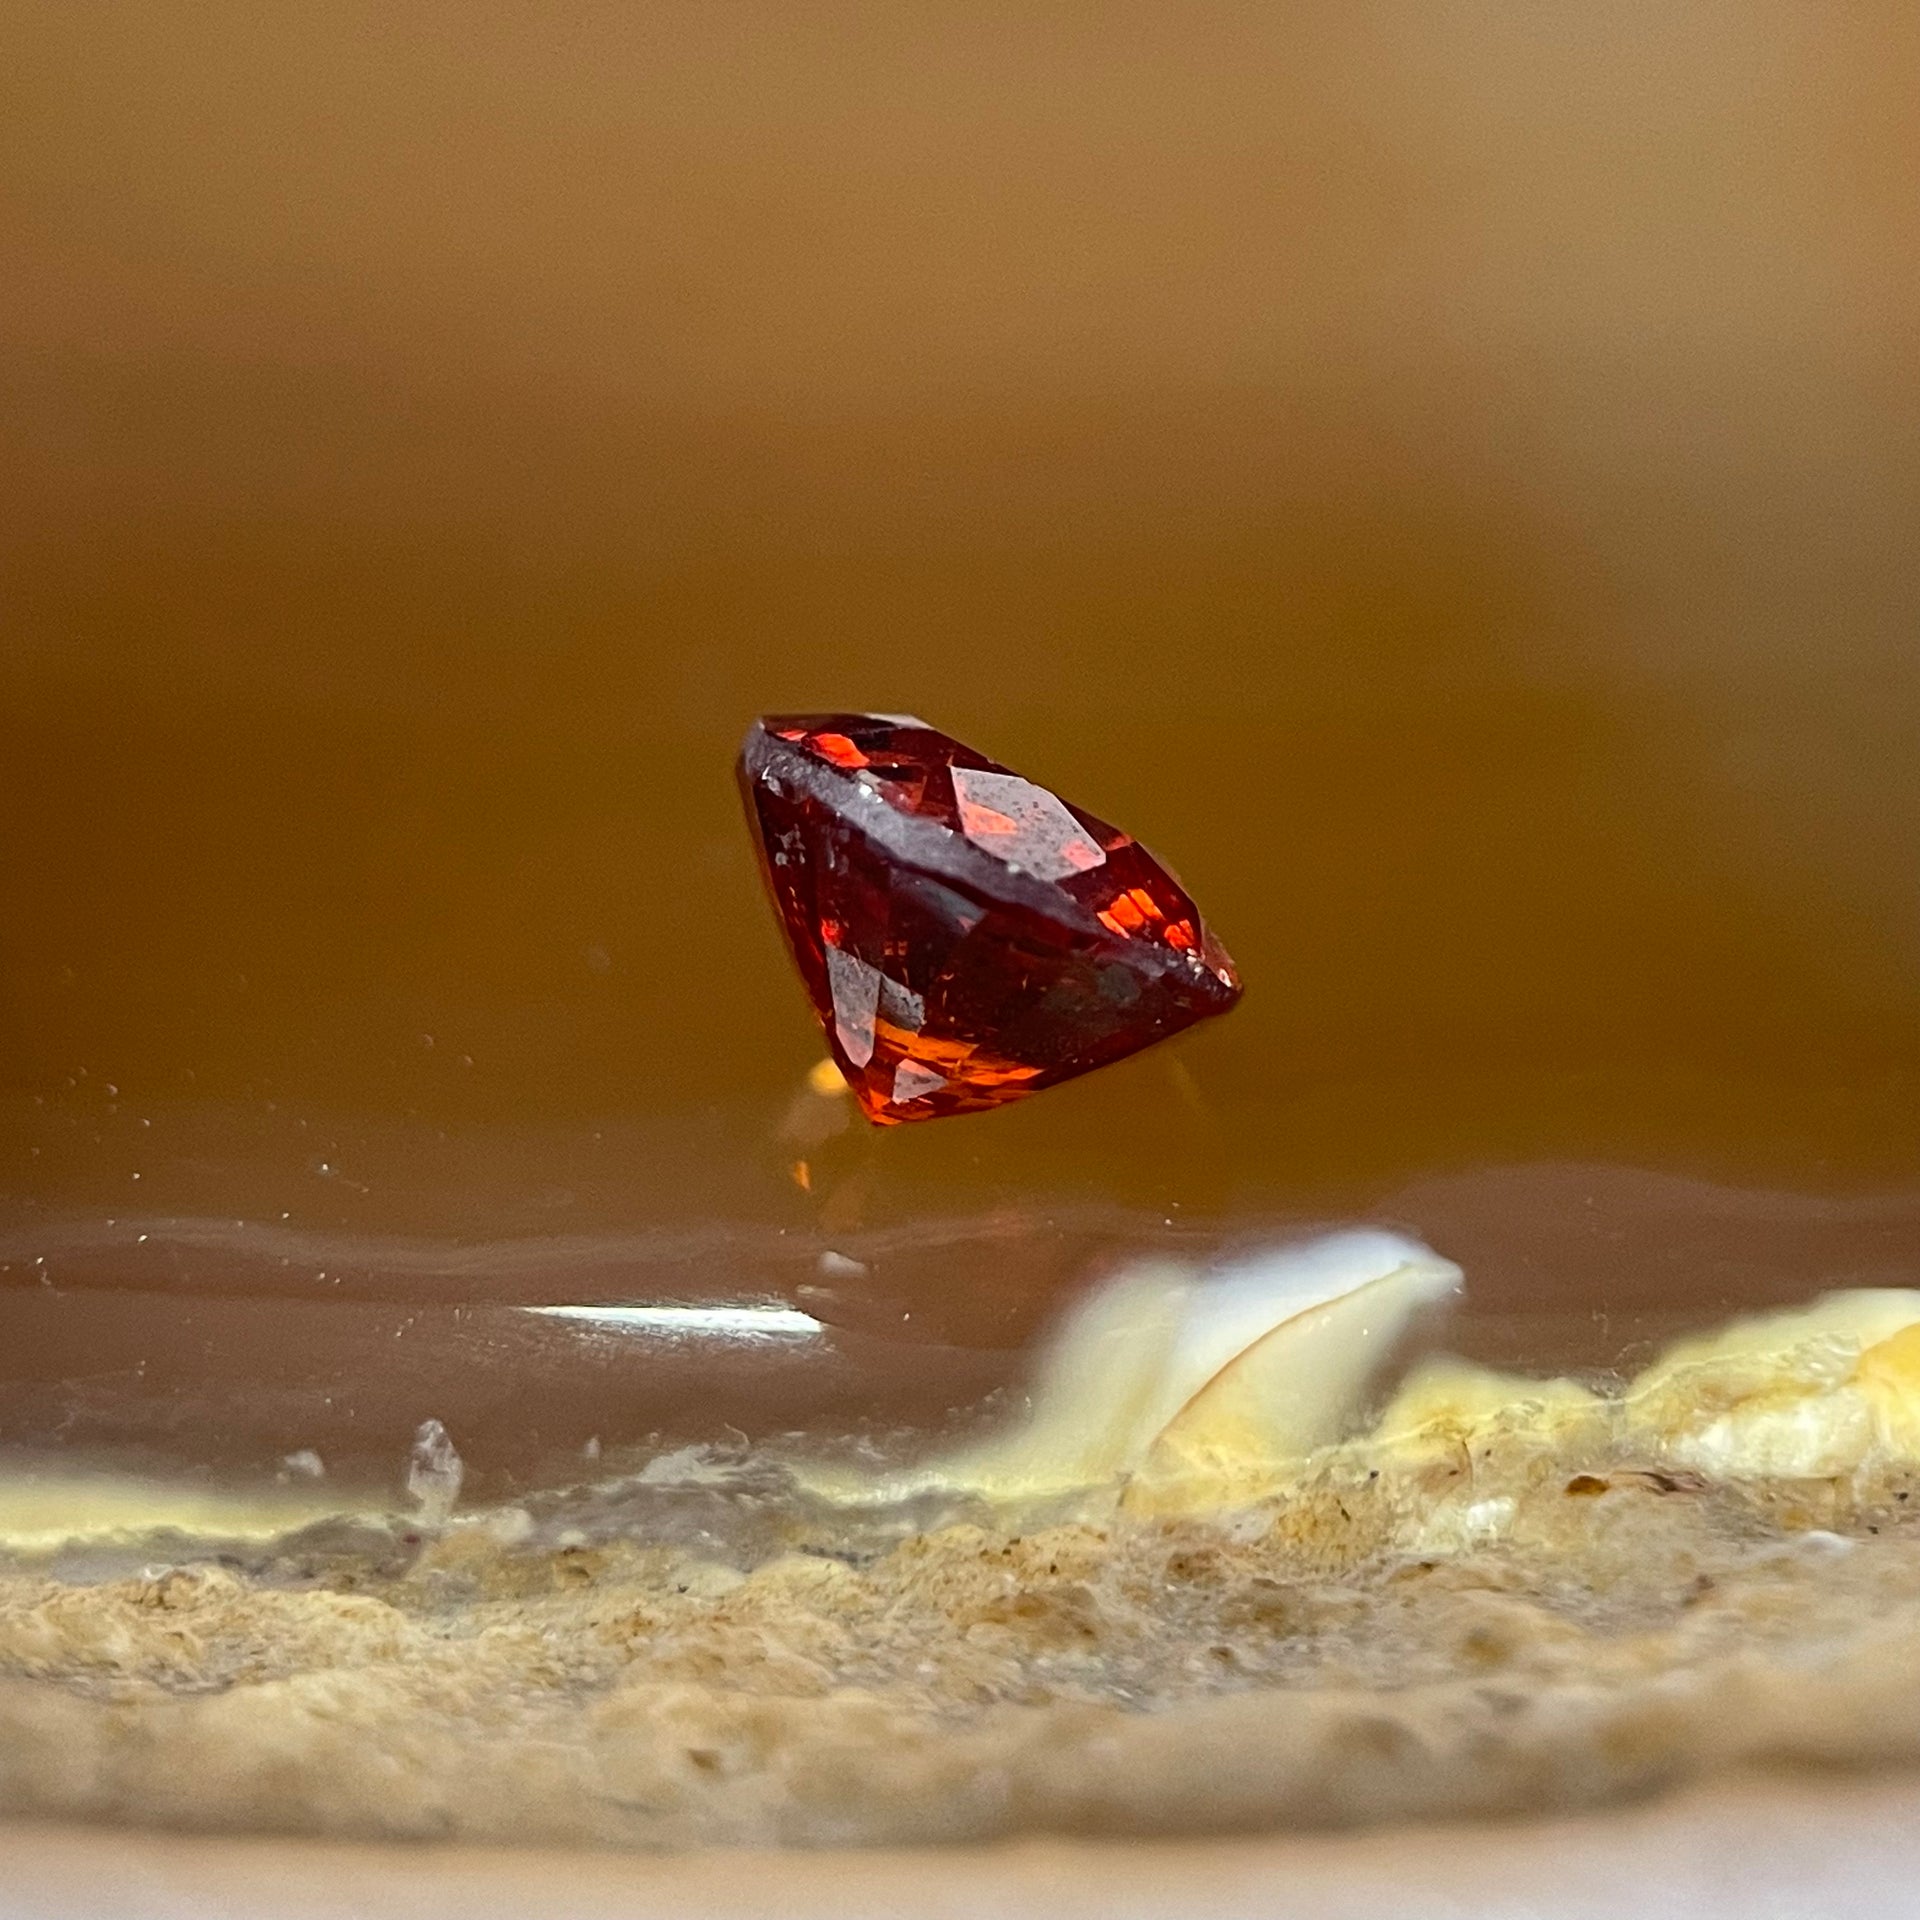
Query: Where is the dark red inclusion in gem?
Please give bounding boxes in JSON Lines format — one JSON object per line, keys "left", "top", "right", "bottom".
{"left": 738, "top": 714, "right": 1242, "bottom": 1124}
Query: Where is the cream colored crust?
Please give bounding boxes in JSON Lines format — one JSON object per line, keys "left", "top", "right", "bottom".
{"left": 9, "top": 1286, "right": 1920, "bottom": 1847}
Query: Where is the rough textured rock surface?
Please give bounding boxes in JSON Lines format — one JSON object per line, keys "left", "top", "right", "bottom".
{"left": 5, "top": 1437, "right": 1920, "bottom": 1849}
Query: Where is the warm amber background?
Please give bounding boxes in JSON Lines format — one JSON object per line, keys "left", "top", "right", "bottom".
{"left": 4, "top": 3, "right": 1918, "bottom": 1241}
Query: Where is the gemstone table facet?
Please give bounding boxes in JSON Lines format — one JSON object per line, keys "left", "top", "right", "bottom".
{"left": 738, "top": 715, "right": 1243, "bottom": 1123}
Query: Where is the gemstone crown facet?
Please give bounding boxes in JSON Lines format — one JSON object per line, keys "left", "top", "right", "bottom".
{"left": 739, "top": 714, "right": 1242, "bottom": 1124}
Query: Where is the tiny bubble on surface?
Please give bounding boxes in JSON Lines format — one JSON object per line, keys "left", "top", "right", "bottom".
{"left": 407, "top": 1418, "right": 464, "bottom": 1520}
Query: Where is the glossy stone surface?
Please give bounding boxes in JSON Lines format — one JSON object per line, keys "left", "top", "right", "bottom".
{"left": 739, "top": 715, "right": 1242, "bottom": 1123}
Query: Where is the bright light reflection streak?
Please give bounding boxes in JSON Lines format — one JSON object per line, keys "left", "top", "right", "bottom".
{"left": 522, "top": 1304, "right": 825, "bottom": 1336}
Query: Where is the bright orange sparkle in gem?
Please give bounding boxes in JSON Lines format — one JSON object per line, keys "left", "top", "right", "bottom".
{"left": 1098, "top": 888, "right": 1179, "bottom": 941}
{"left": 811, "top": 732, "right": 871, "bottom": 769}
{"left": 790, "top": 1158, "right": 813, "bottom": 1191}
{"left": 957, "top": 800, "right": 1018, "bottom": 838}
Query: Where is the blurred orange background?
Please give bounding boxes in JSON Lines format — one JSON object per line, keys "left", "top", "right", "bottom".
{"left": 4, "top": 2, "right": 1918, "bottom": 1237}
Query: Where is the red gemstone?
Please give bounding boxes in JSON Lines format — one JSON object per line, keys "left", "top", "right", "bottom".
{"left": 739, "top": 714, "right": 1242, "bottom": 1124}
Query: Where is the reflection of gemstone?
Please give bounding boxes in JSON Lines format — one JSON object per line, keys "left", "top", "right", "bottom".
{"left": 739, "top": 714, "right": 1243, "bottom": 1124}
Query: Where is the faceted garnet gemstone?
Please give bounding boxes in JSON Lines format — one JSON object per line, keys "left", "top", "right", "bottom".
{"left": 738, "top": 714, "right": 1242, "bottom": 1124}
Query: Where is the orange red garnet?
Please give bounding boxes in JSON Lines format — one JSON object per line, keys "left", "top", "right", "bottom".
{"left": 739, "top": 714, "right": 1242, "bottom": 1124}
